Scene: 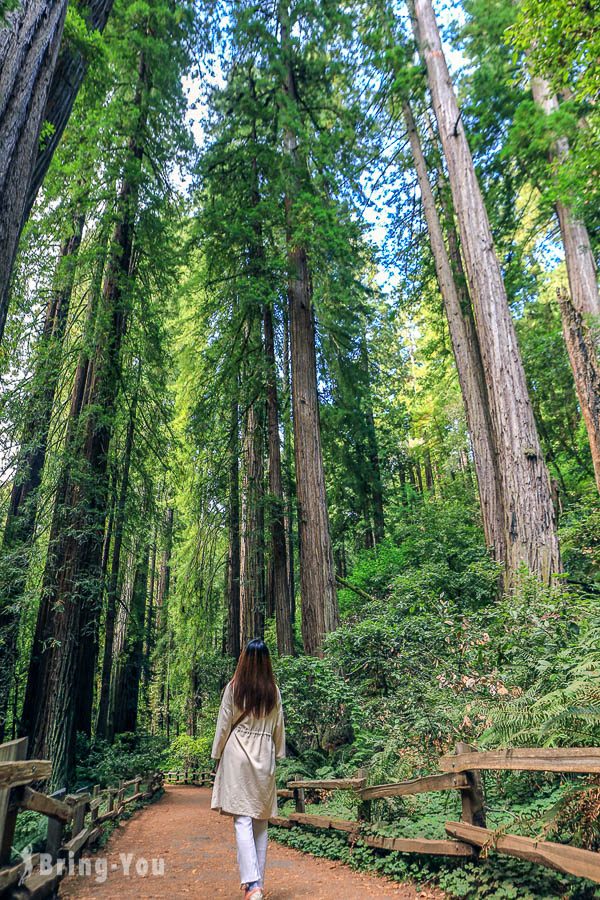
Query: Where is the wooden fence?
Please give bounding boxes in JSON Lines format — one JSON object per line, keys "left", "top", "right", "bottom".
{"left": 0, "top": 737, "right": 163, "bottom": 899}
{"left": 163, "top": 769, "right": 214, "bottom": 786}
{"left": 269, "top": 743, "right": 600, "bottom": 885}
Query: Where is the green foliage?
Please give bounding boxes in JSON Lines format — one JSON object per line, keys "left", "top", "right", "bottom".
{"left": 12, "top": 810, "right": 48, "bottom": 860}
{"left": 275, "top": 654, "right": 357, "bottom": 760}
{"left": 271, "top": 824, "right": 600, "bottom": 899}
{"left": 75, "top": 732, "right": 168, "bottom": 788}
{"left": 272, "top": 499, "right": 600, "bottom": 894}
{"left": 166, "top": 733, "right": 213, "bottom": 771}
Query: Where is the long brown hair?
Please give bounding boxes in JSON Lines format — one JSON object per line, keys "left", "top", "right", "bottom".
{"left": 232, "top": 639, "right": 277, "bottom": 717}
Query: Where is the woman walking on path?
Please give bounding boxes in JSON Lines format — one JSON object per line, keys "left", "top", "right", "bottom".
{"left": 211, "top": 639, "right": 286, "bottom": 900}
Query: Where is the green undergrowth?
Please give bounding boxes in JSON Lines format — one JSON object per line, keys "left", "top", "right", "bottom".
{"left": 274, "top": 773, "right": 600, "bottom": 897}
{"left": 270, "top": 822, "right": 600, "bottom": 900}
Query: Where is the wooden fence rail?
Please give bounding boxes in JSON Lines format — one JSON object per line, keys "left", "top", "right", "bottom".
{"left": 163, "top": 769, "right": 214, "bottom": 786}
{"left": 0, "top": 737, "right": 164, "bottom": 899}
{"left": 269, "top": 744, "right": 600, "bottom": 885}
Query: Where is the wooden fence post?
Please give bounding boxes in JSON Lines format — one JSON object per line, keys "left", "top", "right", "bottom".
{"left": 45, "top": 787, "right": 67, "bottom": 862}
{"left": 70, "top": 795, "right": 87, "bottom": 837}
{"left": 293, "top": 785, "right": 305, "bottom": 814}
{"left": 0, "top": 737, "right": 28, "bottom": 865}
{"left": 455, "top": 742, "right": 486, "bottom": 828}
{"left": 90, "top": 785, "right": 100, "bottom": 825}
{"left": 356, "top": 767, "right": 372, "bottom": 823}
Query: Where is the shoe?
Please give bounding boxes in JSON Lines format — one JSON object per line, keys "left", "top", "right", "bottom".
{"left": 245, "top": 890, "right": 264, "bottom": 900}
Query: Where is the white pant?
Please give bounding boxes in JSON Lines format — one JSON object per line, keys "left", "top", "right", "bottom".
{"left": 233, "top": 815, "right": 268, "bottom": 886}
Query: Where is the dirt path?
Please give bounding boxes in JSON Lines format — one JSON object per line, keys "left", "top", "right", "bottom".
{"left": 60, "top": 786, "right": 445, "bottom": 899}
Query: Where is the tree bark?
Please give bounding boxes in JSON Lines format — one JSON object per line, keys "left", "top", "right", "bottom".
{"left": 96, "top": 374, "right": 139, "bottom": 739}
{"left": 282, "top": 305, "right": 296, "bottom": 623}
{"left": 0, "top": 214, "right": 84, "bottom": 741}
{"left": 110, "top": 540, "right": 149, "bottom": 737}
{"left": 143, "top": 534, "right": 157, "bottom": 691}
{"left": 157, "top": 507, "right": 174, "bottom": 613}
{"left": 279, "top": 3, "right": 338, "bottom": 654}
{"left": 0, "top": 0, "right": 68, "bottom": 341}
{"left": 557, "top": 287, "right": 600, "bottom": 486}
{"left": 0, "top": 0, "right": 116, "bottom": 343}
{"left": 239, "top": 331, "right": 265, "bottom": 647}
{"left": 23, "top": 0, "right": 115, "bottom": 220}
{"left": 530, "top": 77, "right": 600, "bottom": 321}
{"left": 530, "top": 77, "right": 600, "bottom": 492}
{"left": 359, "top": 334, "right": 385, "bottom": 544}
{"left": 156, "top": 508, "right": 173, "bottom": 737}
{"left": 225, "top": 398, "right": 241, "bottom": 659}
{"left": 264, "top": 302, "right": 294, "bottom": 655}
{"left": 412, "top": 0, "right": 561, "bottom": 583}
{"left": 424, "top": 447, "right": 435, "bottom": 492}
{"left": 403, "top": 100, "right": 505, "bottom": 560}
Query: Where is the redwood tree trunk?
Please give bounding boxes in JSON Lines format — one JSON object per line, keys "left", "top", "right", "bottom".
{"left": 143, "top": 535, "right": 157, "bottom": 691}
{"left": 282, "top": 305, "right": 296, "bottom": 622}
{"left": 263, "top": 302, "right": 294, "bottom": 655}
{"left": 530, "top": 76, "right": 600, "bottom": 491}
{"left": 23, "top": 0, "right": 115, "bottom": 220}
{"left": 359, "top": 334, "right": 385, "bottom": 544}
{"left": 287, "top": 244, "right": 339, "bottom": 650}
{"left": 403, "top": 100, "right": 505, "bottom": 560}
{"left": 225, "top": 398, "right": 241, "bottom": 659}
{"left": 557, "top": 287, "right": 600, "bottom": 487}
{"left": 0, "top": 215, "right": 84, "bottom": 741}
{"left": 239, "top": 334, "right": 265, "bottom": 647}
{"left": 0, "top": 0, "right": 68, "bottom": 341}
{"left": 110, "top": 541, "right": 149, "bottom": 737}
{"left": 413, "top": 0, "right": 561, "bottom": 583}
{"left": 280, "top": 3, "right": 338, "bottom": 653}
{"left": 96, "top": 377, "right": 139, "bottom": 739}
{"left": 0, "top": 0, "right": 116, "bottom": 340}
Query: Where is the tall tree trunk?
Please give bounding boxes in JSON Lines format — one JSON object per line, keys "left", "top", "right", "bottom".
{"left": 557, "top": 286, "right": 600, "bottom": 484}
{"left": 0, "top": 214, "right": 84, "bottom": 741}
{"left": 0, "top": 0, "right": 116, "bottom": 342}
{"left": 358, "top": 334, "right": 385, "bottom": 544}
{"left": 157, "top": 507, "right": 174, "bottom": 613}
{"left": 225, "top": 398, "right": 241, "bottom": 659}
{"left": 239, "top": 332, "right": 265, "bottom": 647}
{"left": 424, "top": 447, "right": 435, "bottom": 492}
{"left": 24, "top": 0, "right": 115, "bottom": 220}
{"left": 403, "top": 100, "right": 505, "bottom": 560}
{"left": 412, "top": 0, "right": 561, "bottom": 583}
{"left": 143, "top": 533, "right": 156, "bottom": 692}
{"left": 279, "top": 3, "right": 339, "bottom": 654}
{"left": 96, "top": 374, "right": 139, "bottom": 739}
{"left": 155, "top": 506, "right": 173, "bottom": 738}
{"left": 0, "top": 0, "right": 68, "bottom": 341}
{"left": 282, "top": 305, "right": 296, "bottom": 623}
{"left": 21, "top": 50, "right": 149, "bottom": 784}
{"left": 530, "top": 77, "right": 600, "bottom": 322}
{"left": 110, "top": 540, "right": 149, "bottom": 737}
{"left": 263, "top": 303, "right": 294, "bottom": 655}
{"left": 530, "top": 77, "right": 600, "bottom": 491}
{"left": 20, "top": 271, "right": 99, "bottom": 746}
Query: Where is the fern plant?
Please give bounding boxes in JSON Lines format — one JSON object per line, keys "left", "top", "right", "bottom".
{"left": 481, "top": 632, "right": 600, "bottom": 747}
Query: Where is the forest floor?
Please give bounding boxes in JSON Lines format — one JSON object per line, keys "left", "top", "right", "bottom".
{"left": 59, "top": 786, "right": 446, "bottom": 899}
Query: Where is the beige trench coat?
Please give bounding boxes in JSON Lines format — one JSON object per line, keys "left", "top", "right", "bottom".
{"left": 211, "top": 681, "right": 286, "bottom": 820}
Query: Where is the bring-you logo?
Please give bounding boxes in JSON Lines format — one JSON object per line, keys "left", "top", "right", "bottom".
{"left": 18, "top": 847, "right": 165, "bottom": 885}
